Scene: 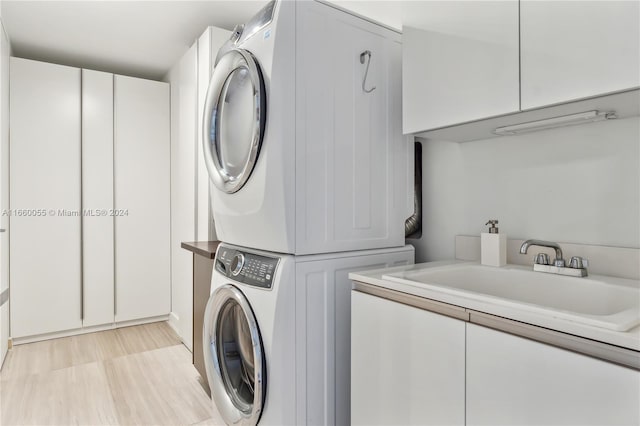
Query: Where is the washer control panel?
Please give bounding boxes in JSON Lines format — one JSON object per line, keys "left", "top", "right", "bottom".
{"left": 215, "top": 246, "right": 279, "bottom": 289}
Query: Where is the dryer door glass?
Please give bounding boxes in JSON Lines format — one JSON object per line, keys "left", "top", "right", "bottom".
{"left": 203, "top": 284, "right": 265, "bottom": 425}
{"left": 203, "top": 49, "right": 266, "bottom": 194}
{"left": 217, "top": 68, "right": 255, "bottom": 179}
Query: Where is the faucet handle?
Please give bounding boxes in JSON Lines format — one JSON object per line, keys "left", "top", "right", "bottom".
{"left": 534, "top": 253, "right": 550, "bottom": 265}
{"left": 569, "top": 256, "right": 588, "bottom": 269}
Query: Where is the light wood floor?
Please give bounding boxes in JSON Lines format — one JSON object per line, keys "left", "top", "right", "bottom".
{"left": 0, "top": 322, "right": 225, "bottom": 425}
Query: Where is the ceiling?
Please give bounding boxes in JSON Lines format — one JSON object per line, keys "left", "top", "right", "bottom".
{"left": 1, "top": 1, "right": 270, "bottom": 80}
{"left": 0, "top": 0, "right": 405, "bottom": 81}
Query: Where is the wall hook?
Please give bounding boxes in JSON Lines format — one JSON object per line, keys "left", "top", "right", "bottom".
{"left": 359, "top": 50, "right": 376, "bottom": 93}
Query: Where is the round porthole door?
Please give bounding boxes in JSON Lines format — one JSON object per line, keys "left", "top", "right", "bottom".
{"left": 202, "top": 48, "right": 266, "bottom": 194}
{"left": 203, "top": 285, "right": 266, "bottom": 425}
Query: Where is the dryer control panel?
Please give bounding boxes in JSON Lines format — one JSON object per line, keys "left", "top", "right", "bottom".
{"left": 215, "top": 246, "right": 279, "bottom": 289}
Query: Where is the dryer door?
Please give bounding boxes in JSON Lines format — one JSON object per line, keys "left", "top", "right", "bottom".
{"left": 203, "top": 284, "right": 266, "bottom": 425}
{"left": 203, "top": 49, "right": 266, "bottom": 194}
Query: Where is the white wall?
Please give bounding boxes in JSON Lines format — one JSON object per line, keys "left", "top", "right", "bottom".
{"left": 409, "top": 117, "right": 640, "bottom": 263}
{"left": 0, "top": 14, "right": 11, "bottom": 367}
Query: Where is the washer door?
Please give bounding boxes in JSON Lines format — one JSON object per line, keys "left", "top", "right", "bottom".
{"left": 202, "top": 48, "right": 266, "bottom": 194}
{"left": 203, "top": 284, "right": 266, "bottom": 425}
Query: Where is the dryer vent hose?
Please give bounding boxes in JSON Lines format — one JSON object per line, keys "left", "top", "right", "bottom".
{"left": 405, "top": 142, "right": 422, "bottom": 239}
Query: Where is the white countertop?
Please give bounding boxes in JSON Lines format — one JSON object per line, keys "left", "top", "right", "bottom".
{"left": 349, "top": 261, "right": 640, "bottom": 351}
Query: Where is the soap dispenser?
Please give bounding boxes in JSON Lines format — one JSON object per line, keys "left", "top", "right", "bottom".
{"left": 481, "top": 220, "right": 506, "bottom": 267}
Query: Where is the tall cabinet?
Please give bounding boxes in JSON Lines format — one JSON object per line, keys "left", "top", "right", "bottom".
{"left": 114, "top": 75, "right": 170, "bottom": 322}
{"left": 82, "top": 69, "right": 114, "bottom": 328}
{"left": 10, "top": 58, "right": 82, "bottom": 338}
{"left": 10, "top": 58, "right": 170, "bottom": 341}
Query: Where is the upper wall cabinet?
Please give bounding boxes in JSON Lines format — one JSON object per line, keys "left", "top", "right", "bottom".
{"left": 402, "top": 1, "right": 520, "bottom": 133}
{"left": 520, "top": 1, "right": 640, "bottom": 110}
{"left": 404, "top": 1, "right": 640, "bottom": 138}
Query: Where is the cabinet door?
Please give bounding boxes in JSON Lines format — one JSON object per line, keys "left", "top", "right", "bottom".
{"left": 9, "top": 58, "right": 82, "bottom": 338}
{"left": 82, "top": 69, "right": 114, "bottom": 327}
{"left": 0, "top": 20, "right": 10, "bottom": 362}
{"left": 466, "top": 324, "right": 640, "bottom": 425}
{"left": 295, "top": 1, "right": 406, "bottom": 254}
{"left": 402, "top": 1, "right": 519, "bottom": 133}
{"left": 197, "top": 26, "right": 230, "bottom": 242}
{"left": 169, "top": 45, "right": 197, "bottom": 349}
{"left": 114, "top": 75, "right": 170, "bottom": 322}
{"left": 521, "top": 1, "right": 640, "bottom": 109}
{"left": 351, "top": 291, "right": 465, "bottom": 426}
{"left": 196, "top": 29, "right": 210, "bottom": 242}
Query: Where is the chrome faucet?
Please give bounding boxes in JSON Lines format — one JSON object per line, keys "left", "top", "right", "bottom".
{"left": 519, "top": 239, "right": 565, "bottom": 267}
{"left": 520, "top": 239, "right": 588, "bottom": 277}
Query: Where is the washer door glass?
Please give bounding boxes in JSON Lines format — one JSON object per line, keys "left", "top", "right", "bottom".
{"left": 203, "top": 49, "right": 266, "bottom": 194}
{"left": 203, "top": 285, "right": 265, "bottom": 425}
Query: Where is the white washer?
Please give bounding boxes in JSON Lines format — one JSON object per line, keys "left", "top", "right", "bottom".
{"left": 202, "top": 0, "right": 410, "bottom": 255}
{"left": 203, "top": 242, "right": 414, "bottom": 425}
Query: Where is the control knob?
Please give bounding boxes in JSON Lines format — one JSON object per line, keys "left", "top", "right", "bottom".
{"left": 230, "top": 253, "right": 245, "bottom": 276}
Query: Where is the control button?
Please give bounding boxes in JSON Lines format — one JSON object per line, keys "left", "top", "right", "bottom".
{"left": 266, "top": 274, "right": 271, "bottom": 279}
{"left": 230, "top": 253, "right": 245, "bottom": 276}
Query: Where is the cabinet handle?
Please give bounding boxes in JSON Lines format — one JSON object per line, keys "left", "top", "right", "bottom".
{"left": 0, "top": 229, "right": 5, "bottom": 232}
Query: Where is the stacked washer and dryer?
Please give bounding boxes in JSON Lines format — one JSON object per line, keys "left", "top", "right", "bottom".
{"left": 201, "top": 1, "right": 415, "bottom": 425}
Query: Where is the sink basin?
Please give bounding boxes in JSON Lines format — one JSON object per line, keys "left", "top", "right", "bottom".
{"left": 382, "top": 264, "right": 640, "bottom": 331}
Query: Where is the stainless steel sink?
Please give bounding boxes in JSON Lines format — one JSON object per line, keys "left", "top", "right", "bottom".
{"left": 382, "top": 264, "right": 640, "bottom": 331}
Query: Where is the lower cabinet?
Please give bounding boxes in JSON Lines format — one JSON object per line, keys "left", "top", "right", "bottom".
{"left": 466, "top": 323, "right": 640, "bottom": 426}
{"left": 352, "top": 290, "right": 640, "bottom": 426}
{"left": 351, "top": 291, "right": 465, "bottom": 426}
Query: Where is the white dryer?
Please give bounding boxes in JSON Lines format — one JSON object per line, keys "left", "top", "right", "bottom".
{"left": 202, "top": 0, "right": 411, "bottom": 255}
{"left": 203, "top": 242, "right": 414, "bottom": 425}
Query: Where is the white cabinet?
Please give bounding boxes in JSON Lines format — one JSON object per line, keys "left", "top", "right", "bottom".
{"left": 9, "top": 59, "right": 170, "bottom": 340}
{"left": 402, "top": 1, "right": 519, "bottom": 133}
{"left": 168, "top": 44, "right": 197, "bottom": 349}
{"left": 166, "top": 26, "right": 229, "bottom": 349}
{"left": 352, "top": 290, "right": 640, "bottom": 426}
{"left": 521, "top": 1, "right": 640, "bottom": 110}
{"left": 197, "top": 26, "right": 230, "bottom": 241}
{"left": 403, "top": 1, "right": 640, "bottom": 134}
{"left": 196, "top": 29, "right": 211, "bottom": 241}
{"left": 9, "top": 58, "right": 82, "bottom": 338}
{"left": 466, "top": 324, "right": 640, "bottom": 426}
{"left": 114, "top": 75, "right": 170, "bottom": 322}
{"left": 81, "top": 69, "right": 114, "bottom": 327}
{"left": 0, "top": 15, "right": 11, "bottom": 365}
{"left": 351, "top": 291, "right": 465, "bottom": 426}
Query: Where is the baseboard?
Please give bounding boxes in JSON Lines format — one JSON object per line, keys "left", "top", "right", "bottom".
{"left": 116, "top": 315, "right": 171, "bottom": 329}
{"left": 11, "top": 315, "right": 170, "bottom": 345}
{"left": 168, "top": 311, "right": 182, "bottom": 341}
